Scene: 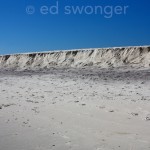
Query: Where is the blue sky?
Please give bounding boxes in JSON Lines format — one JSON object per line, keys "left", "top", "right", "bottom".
{"left": 0, "top": 0, "right": 150, "bottom": 54}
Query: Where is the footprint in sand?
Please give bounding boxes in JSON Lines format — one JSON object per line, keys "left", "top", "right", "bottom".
{"left": 146, "top": 114, "right": 150, "bottom": 121}
{"left": 131, "top": 112, "right": 139, "bottom": 116}
{"left": 81, "top": 103, "right": 86, "bottom": 106}
{"left": 109, "top": 110, "right": 114, "bottom": 113}
{"left": 0, "top": 103, "right": 15, "bottom": 109}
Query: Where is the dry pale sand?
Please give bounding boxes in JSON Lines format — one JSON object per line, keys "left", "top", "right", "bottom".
{"left": 0, "top": 67, "right": 150, "bottom": 150}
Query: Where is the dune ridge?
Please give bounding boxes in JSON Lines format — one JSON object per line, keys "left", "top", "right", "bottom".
{"left": 0, "top": 46, "right": 150, "bottom": 70}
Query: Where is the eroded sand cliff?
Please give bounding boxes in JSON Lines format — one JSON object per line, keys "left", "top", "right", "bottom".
{"left": 0, "top": 46, "right": 150, "bottom": 70}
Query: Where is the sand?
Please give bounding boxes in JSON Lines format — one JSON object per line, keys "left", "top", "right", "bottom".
{"left": 0, "top": 66, "right": 150, "bottom": 150}
{"left": 0, "top": 46, "right": 150, "bottom": 70}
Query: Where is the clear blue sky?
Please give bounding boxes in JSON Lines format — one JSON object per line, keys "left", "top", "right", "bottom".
{"left": 0, "top": 0, "right": 150, "bottom": 54}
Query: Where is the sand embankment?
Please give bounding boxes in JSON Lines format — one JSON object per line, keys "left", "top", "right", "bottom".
{"left": 0, "top": 46, "right": 150, "bottom": 70}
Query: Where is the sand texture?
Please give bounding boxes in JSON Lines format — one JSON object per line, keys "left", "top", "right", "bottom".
{"left": 0, "top": 46, "right": 150, "bottom": 70}
{"left": 0, "top": 67, "right": 150, "bottom": 150}
{"left": 0, "top": 46, "right": 150, "bottom": 150}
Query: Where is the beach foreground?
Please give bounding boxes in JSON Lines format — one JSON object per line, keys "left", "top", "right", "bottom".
{"left": 0, "top": 67, "right": 150, "bottom": 150}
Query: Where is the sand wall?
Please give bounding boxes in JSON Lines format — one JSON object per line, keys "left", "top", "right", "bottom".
{"left": 0, "top": 46, "right": 150, "bottom": 70}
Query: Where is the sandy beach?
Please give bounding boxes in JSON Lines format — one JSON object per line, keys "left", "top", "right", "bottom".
{"left": 0, "top": 66, "right": 150, "bottom": 150}
{"left": 1, "top": 0, "right": 150, "bottom": 147}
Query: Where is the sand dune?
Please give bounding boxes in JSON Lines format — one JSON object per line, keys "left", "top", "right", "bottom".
{"left": 0, "top": 46, "right": 150, "bottom": 150}
{"left": 0, "top": 46, "right": 150, "bottom": 70}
